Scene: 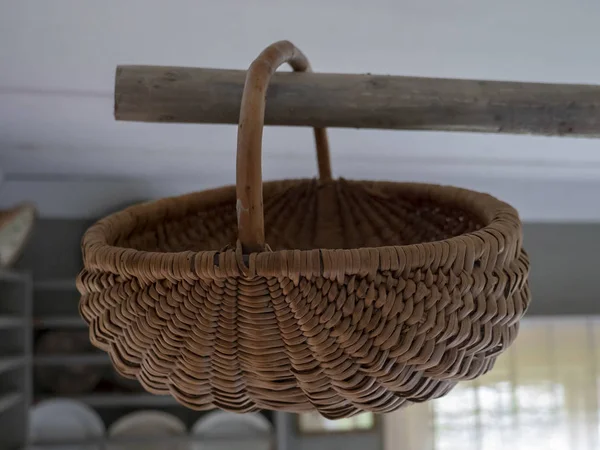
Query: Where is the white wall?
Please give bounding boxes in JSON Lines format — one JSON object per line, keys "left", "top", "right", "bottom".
{"left": 1, "top": 0, "right": 600, "bottom": 219}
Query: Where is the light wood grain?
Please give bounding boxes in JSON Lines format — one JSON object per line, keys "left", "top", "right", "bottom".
{"left": 115, "top": 65, "right": 600, "bottom": 137}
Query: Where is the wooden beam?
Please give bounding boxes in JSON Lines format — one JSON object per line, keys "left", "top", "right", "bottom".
{"left": 115, "top": 65, "right": 600, "bottom": 137}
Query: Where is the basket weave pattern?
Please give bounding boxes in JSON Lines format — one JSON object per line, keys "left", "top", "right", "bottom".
{"left": 78, "top": 41, "right": 530, "bottom": 419}
{"left": 79, "top": 180, "right": 529, "bottom": 418}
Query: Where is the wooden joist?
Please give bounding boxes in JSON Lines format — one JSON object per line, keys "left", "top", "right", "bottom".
{"left": 115, "top": 65, "right": 600, "bottom": 137}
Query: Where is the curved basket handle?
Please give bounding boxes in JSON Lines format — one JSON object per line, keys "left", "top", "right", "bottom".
{"left": 236, "top": 40, "right": 332, "bottom": 253}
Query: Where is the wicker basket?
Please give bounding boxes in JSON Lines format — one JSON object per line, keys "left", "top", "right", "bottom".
{"left": 78, "top": 41, "right": 530, "bottom": 419}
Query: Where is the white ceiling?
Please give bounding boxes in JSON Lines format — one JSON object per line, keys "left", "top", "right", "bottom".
{"left": 1, "top": 0, "right": 600, "bottom": 220}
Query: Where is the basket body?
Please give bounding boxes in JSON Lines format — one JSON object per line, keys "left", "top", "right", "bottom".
{"left": 78, "top": 179, "right": 530, "bottom": 419}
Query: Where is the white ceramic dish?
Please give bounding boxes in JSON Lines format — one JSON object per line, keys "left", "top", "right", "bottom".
{"left": 191, "top": 411, "right": 272, "bottom": 450}
{"left": 29, "top": 399, "right": 105, "bottom": 449}
{"left": 108, "top": 410, "right": 188, "bottom": 450}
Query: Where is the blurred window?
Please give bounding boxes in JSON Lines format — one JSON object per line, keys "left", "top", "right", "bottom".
{"left": 298, "top": 411, "right": 376, "bottom": 433}
{"left": 406, "top": 317, "right": 600, "bottom": 450}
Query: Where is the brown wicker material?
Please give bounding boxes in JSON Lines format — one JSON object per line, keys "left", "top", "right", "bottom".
{"left": 78, "top": 41, "right": 530, "bottom": 419}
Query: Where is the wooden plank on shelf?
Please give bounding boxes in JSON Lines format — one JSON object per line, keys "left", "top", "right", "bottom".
{"left": 0, "top": 270, "right": 28, "bottom": 283}
{"left": 33, "top": 353, "right": 108, "bottom": 366}
{"left": 33, "top": 316, "right": 85, "bottom": 329}
{"left": 115, "top": 66, "right": 600, "bottom": 137}
{"left": 28, "top": 433, "right": 272, "bottom": 447}
{"left": 33, "top": 279, "right": 77, "bottom": 291}
{"left": 0, "top": 316, "right": 24, "bottom": 329}
{"left": 0, "top": 357, "right": 25, "bottom": 374}
{"left": 0, "top": 392, "right": 22, "bottom": 414}
{"left": 37, "top": 393, "right": 180, "bottom": 408}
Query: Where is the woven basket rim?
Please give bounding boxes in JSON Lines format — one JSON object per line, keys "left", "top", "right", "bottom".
{"left": 81, "top": 179, "right": 523, "bottom": 281}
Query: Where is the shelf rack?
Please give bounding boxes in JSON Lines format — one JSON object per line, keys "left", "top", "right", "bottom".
{"left": 0, "top": 269, "right": 281, "bottom": 449}
{"left": 0, "top": 270, "right": 32, "bottom": 449}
